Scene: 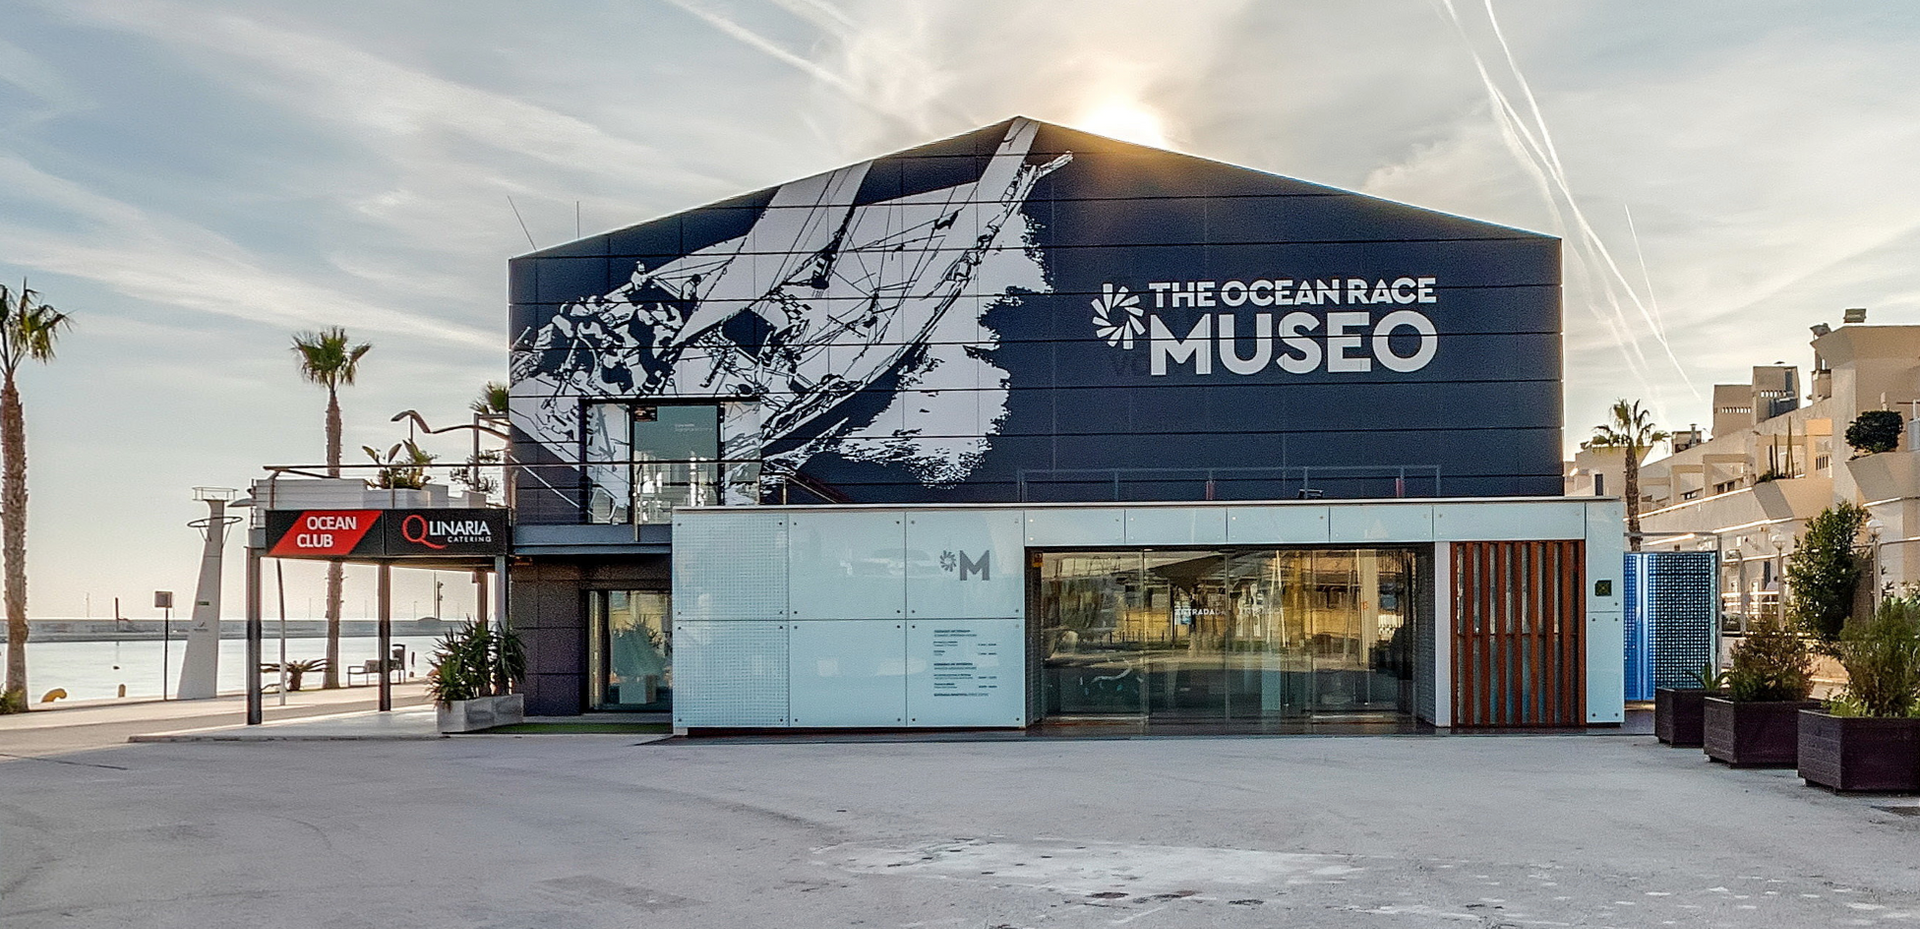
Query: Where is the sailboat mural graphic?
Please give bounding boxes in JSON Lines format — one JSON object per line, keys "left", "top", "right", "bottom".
{"left": 513, "top": 118, "right": 1072, "bottom": 503}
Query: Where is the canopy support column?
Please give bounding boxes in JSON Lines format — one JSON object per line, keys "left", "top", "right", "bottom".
{"left": 245, "top": 547, "right": 263, "bottom": 725}
{"left": 475, "top": 567, "right": 489, "bottom": 632}
{"left": 377, "top": 561, "right": 392, "bottom": 713}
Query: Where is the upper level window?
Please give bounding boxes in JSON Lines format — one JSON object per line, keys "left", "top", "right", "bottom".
{"left": 584, "top": 402, "right": 723, "bottom": 525}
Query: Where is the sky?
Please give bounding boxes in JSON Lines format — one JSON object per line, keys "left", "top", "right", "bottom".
{"left": 2, "top": 0, "right": 1917, "bottom": 621}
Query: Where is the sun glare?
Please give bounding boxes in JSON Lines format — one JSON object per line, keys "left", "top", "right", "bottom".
{"left": 1076, "top": 103, "right": 1170, "bottom": 149}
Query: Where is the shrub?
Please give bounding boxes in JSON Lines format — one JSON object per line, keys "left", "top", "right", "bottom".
{"left": 1726, "top": 617, "right": 1814, "bottom": 702}
{"left": 1785, "top": 502, "right": 1867, "bottom": 645}
{"left": 1830, "top": 596, "right": 1920, "bottom": 718}
{"left": 362, "top": 439, "right": 436, "bottom": 489}
{"left": 1845, "top": 410, "right": 1903, "bottom": 456}
{"left": 259, "top": 657, "right": 328, "bottom": 692}
{"left": 426, "top": 621, "right": 525, "bottom": 705}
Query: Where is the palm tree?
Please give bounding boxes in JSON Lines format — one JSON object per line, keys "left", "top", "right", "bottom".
{"left": 1588, "top": 399, "right": 1669, "bottom": 552}
{"left": 0, "top": 282, "right": 72, "bottom": 714}
{"left": 470, "top": 381, "right": 509, "bottom": 417}
{"left": 292, "top": 327, "right": 371, "bottom": 689}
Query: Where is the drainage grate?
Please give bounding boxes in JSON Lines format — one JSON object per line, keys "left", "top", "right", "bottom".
{"left": 1871, "top": 805, "right": 1920, "bottom": 817}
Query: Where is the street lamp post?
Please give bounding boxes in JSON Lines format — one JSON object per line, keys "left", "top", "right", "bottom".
{"left": 1770, "top": 531, "right": 1788, "bottom": 625}
{"left": 1866, "top": 516, "right": 1885, "bottom": 607}
{"left": 1729, "top": 544, "right": 1748, "bottom": 635}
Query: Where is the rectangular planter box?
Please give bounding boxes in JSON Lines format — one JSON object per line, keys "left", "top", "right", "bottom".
{"left": 1702, "top": 697, "right": 1821, "bottom": 767}
{"left": 1655, "top": 688, "right": 1714, "bottom": 747}
{"left": 1798, "top": 711, "right": 1920, "bottom": 793}
{"left": 436, "top": 693, "right": 525, "bottom": 733}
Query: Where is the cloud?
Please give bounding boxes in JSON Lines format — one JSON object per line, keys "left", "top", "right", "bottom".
{"left": 7, "top": 0, "right": 1920, "bottom": 620}
{"left": 0, "top": 152, "right": 497, "bottom": 347}
{"left": 77, "top": 1, "right": 715, "bottom": 191}
{"left": 0, "top": 34, "right": 92, "bottom": 125}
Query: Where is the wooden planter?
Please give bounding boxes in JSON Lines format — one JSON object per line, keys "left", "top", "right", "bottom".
{"left": 436, "top": 693, "right": 525, "bottom": 733}
{"left": 1798, "top": 711, "right": 1920, "bottom": 793}
{"left": 1702, "top": 697, "right": 1821, "bottom": 767}
{"left": 1655, "top": 688, "right": 1715, "bottom": 747}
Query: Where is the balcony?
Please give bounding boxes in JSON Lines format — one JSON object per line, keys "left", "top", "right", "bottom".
{"left": 1640, "top": 474, "right": 1834, "bottom": 537}
{"left": 1841, "top": 451, "right": 1920, "bottom": 502}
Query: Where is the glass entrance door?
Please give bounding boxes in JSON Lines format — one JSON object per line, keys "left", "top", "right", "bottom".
{"left": 588, "top": 590, "right": 672, "bottom": 711}
{"left": 1035, "top": 547, "right": 1424, "bottom": 729}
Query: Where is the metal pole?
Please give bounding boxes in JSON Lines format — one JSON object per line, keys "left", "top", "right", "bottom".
{"left": 1872, "top": 533, "right": 1882, "bottom": 609}
{"left": 275, "top": 559, "right": 288, "bottom": 707}
{"left": 475, "top": 567, "right": 488, "bottom": 628}
{"left": 1711, "top": 540, "right": 1724, "bottom": 673}
{"left": 493, "top": 555, "right": 509, "bottom": 632}
{"left": 246, "top": 547, "right": 263, "bottom": 725}
{"left": 377, "top": 562, "right": 392, "bottom": 712}
{"left": 1774, "top": 543, "right": 1787, "bottom": 625}
{"left": 161, "top": 602, "right": 169, "bottom": 701}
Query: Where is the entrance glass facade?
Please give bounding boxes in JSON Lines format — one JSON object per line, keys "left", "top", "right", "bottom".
{"left": 587, "top": 590, "right": 672, "bottom": 711}
{"left": 1032, "top": 547, "right": 1430, "bottom": 728}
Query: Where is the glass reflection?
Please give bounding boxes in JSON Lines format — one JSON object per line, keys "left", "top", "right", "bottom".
{"left": 589, "top": 590, "right": 672, "bottom": 711}
{"left": 1036, "top": 547, "right": 1423, "bottom": 725}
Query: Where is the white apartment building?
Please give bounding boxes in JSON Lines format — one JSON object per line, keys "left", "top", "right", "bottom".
{"left": 1569, "top": 314, "right": 1920, "bottom": 626}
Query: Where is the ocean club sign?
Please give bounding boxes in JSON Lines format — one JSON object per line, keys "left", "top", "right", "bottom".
{"left": 265, "top": 508, "right": 508, "bottom": 560}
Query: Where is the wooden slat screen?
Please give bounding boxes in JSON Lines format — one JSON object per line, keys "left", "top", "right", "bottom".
{"left": 1452, "top": 541, "right": 1586, "bottom": 727}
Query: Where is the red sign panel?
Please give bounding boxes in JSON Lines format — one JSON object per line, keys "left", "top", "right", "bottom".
{"left": 267, "top": 510, "right": 381, "bottom": 557}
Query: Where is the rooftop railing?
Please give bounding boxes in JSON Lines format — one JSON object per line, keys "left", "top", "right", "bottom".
{"left": 254, "top": 459, "right": 1452, "bottom": 527}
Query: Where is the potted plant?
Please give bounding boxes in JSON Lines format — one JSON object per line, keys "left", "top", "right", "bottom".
{"left": 1799, "top": 596, "right": 1920, "bottom": 792}
{"left": 1703, "top": 617, "right": 1819, "bottom": 766}
{"left": 427, "top": 621, "right": 527, "bottom": 733}
{"left": 1656, "top": 663, "right": 1724, "bottom": 748}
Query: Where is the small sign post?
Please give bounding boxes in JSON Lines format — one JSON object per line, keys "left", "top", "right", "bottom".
{"left": 155, "top": 591, "right": 173, "bottom": 699}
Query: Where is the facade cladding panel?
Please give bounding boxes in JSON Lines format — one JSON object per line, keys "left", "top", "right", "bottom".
{"left": 507, "top": 117, "right": 1561, "bottom": 518}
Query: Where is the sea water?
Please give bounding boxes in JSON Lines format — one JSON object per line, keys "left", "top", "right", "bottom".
{"left": 0, "top": 635, "right": 448, "bottom": 703}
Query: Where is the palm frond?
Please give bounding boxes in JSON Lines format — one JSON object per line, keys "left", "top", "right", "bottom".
{"left": 0, "top": 281, "right": 73, "bottom": 374}
{"left": 291, "top": 326, "right": 372, "bottom": 389}
{"left": 470, "top": 381, "right": 510, "bottom": 416}
{"left": 1591, "top": 398, "right": 1667, "bottom": 453}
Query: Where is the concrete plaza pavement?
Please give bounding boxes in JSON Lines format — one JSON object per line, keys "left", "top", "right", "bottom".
{"left": 2, "top": 731, "right": 1918, "bottom": 928}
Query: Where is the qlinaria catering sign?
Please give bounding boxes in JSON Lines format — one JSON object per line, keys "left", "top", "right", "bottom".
{"left": 265, "top": 508, "right": 509, "bottom": 559}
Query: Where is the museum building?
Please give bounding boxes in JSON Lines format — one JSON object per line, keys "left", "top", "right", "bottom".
{"left": 503, "top": 117, "right": 1625, "bottom": 732}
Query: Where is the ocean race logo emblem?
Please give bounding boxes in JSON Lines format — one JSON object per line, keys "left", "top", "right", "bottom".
{"left": 1090, "top": 285, "right": 1146, "bottom": 349}
{"left": 1095, "top": 277, "right": 1441, "bottom": 376}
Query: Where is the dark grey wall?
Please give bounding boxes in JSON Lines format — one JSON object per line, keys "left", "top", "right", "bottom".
{"left": 509, "top": 117, "right": 1562, "bottom": 522}
{"left": 508, "top": 555, "right": 668, "bottom": 716}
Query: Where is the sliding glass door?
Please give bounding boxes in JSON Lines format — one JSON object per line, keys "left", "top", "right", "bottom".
{"left": 1033, "top": 547, "right": 1425, "bottom": 726}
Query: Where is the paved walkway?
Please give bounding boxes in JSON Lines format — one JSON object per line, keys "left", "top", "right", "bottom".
{"left": 129, "top": 704, "right": 446, "bottom": 741}
{"left": 0, "top": 683, "right": 432, "bottom": 759}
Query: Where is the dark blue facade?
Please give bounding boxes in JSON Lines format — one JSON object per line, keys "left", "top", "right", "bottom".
{"left": 508, "top": 117, "right": 1561, "bottom": 520}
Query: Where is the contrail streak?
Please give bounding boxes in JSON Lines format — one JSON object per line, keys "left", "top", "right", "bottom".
{"left": 1437, "top": 0, "right": 1656, "bottom": 393}
{"left": 661, "top": 0, "right": 929, "bottom": 135}
{"left": 1438, "top": 0, "right": 1700, "bottom": 407}
{"left": 1486, "top": 0, "right": 1693, "bottom": 394}
{"left": 663, "top": 0, "right": 861, "bottom": 94}
{"left": 1623, "top": 203, "right": 1665, "bottom": 341}
{"left": 771, "top": 0, "right": 859, "bottom": 34}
